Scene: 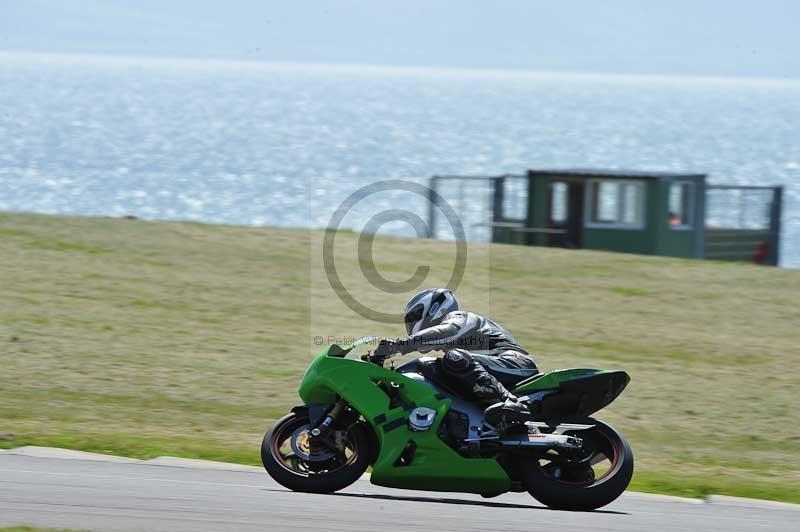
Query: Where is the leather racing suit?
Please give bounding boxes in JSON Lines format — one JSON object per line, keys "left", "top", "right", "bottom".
{"left": 393, "top": 311, "right": 539, "bottom": 405}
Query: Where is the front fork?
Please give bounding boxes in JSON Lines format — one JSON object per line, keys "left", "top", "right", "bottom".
{"left": 310, "top": 399, "right": 346, "bottom": 437}
{"left": 307, "top": 399, "right": 350, "bottom": 454}
{"left": 302, "top": 398, "right": 380, "bottom": 465}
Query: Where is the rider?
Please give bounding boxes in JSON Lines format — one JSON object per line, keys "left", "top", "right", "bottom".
{"left": 373, "top": 288, "right": 539, "bottom": 423}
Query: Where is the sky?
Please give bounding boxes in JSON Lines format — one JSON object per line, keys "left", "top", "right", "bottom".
{"left": 2, "top": 0, "right": 799, "bottom": 79}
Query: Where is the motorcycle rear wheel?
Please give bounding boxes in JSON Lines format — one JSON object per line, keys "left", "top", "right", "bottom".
{"left": 522, "top": 417, "right": 634, "bottom": 511}
{"left": 261, "top": 411, "right": 371, "bottom": 493}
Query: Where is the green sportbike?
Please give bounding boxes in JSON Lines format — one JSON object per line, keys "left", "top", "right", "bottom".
{"left": 262, "top": 337, "right": 633, "bottom": 511}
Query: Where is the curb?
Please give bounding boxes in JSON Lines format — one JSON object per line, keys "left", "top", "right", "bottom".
{"left": 621, "top": 491, "right": 704, "bottom": 505}
{"left": 3, "top": 445, "right": 141, "bottom": 463}
{"left": 706, "top": 494, "right": 800, "bottom": 512}
{"left": 0, "top": 446, "right": 263, "bottom": 472}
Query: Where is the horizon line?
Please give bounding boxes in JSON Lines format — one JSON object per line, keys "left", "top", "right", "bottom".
{"left": 2, "top": 49, "right": 800, "bottom": 87}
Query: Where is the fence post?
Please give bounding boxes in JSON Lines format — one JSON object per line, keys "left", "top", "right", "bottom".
{"left": 694, "top": 178, "right": 707, "bottom": 258}
{"left": 427, "top": 177, "right": 438, "bottom": 239}
{"left": 491, "top": 176, "right": 505, "bottom": 243}
{"left": 769, "top": 186, "right": 783, "bottom": 265}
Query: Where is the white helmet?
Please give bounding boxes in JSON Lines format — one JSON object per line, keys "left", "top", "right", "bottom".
{"left": 403, "top": 288, "right": 459, "bottom": 335}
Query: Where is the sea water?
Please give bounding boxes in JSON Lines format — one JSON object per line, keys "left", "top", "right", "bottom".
{"left": 0, "top": 52, "right": 798, "bottom": 266}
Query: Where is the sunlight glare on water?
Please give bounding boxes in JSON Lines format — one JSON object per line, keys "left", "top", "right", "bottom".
{"left": 0, "top": 52, "right": 798, "bottom": 266}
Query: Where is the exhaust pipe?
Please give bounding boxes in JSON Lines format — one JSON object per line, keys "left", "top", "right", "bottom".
{"left": 500, "top": 421, "right": 593, "bottom": 448}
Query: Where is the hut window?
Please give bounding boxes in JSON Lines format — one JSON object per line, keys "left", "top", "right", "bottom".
{"left": 587, "top": 180, "right": 645, "bottom": 229}
{"left": 550, "top": 182, "right": 568, "bottom": 223}
{"left": 668, "top": 182, "right": 694, "bottom": 228}
{"left": 502, "top": 176, "right": 528, "bottom": 220}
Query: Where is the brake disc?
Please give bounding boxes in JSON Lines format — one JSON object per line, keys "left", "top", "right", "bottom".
{"left": 290, "top": 425, "right": 336, "bottom": 462}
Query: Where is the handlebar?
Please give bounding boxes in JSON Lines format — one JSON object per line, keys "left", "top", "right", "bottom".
{"left": 361, "top": 351, "right": 389, "bottom": 366}
{"left": 361, "top": 349, "right": 408, "bottom": 368}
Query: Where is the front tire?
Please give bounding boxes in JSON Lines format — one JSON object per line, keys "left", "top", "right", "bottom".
{"left": 261, "top": 411, "right": 371, "bottom": 494}
{"left": 523, "top": 418, "right": 634, "bottom": 511}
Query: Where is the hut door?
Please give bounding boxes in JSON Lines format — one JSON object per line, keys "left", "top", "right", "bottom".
{"left": 547, "top": 181, "right": 584, "bottom": 248}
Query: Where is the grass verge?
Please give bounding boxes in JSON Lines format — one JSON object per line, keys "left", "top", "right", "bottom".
{"left": 1, "top": 212, "right": 799, "bottom": 502}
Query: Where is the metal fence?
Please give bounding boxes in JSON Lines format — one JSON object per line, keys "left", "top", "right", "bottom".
{"left": 428, "top": 175, "right": 498, "bottom": 242}
{"left": 704, "top": 185, "right": 783, "bottom": 264}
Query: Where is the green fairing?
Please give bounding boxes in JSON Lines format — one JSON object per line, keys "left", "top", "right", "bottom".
{"left": 299, "top": 347, "right": 511, "bottom": 494}
{"left": 513, "top": 368, "right": 615, "bottom": 394}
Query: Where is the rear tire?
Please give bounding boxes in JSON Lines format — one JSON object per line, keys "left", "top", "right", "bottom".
{"left": 523, "top": 418, "right": 634, "bottom": 511}
{"left": 261, "top": 411, "right": 371, "bottom": 494}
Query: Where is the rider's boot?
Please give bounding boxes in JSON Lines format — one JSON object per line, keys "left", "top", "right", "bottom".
{"left": 483, "top": 394, "right": 532, "bottom": 428}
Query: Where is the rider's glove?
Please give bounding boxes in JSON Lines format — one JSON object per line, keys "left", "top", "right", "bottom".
{"left": 373, "top": 338, "right": 402, "bottom": 359}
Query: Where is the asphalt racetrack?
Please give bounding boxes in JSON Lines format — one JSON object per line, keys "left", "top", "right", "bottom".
{"left": 1, "top": 449, "right": 797, "bottom": 531}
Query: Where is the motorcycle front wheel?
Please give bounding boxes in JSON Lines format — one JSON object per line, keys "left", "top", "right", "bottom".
{"left": 261, "top": 410, "right": 371, "bottom": 493}
{"left": 522, "top": 417, "right": 634, "bottom": 511}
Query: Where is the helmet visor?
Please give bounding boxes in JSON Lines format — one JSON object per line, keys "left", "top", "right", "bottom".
{"left": 404, "top": 304, "right": 425, "bottom": 335}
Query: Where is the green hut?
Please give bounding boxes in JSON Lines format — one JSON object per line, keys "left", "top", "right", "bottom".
{"left": 429, "top": 169, "right": 783, "bottom": 265}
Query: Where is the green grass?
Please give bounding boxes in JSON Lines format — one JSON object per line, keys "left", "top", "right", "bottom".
{"left": 609, "top": 286, "right": 651, "bottom": 297}
{"left": 1, "top": 211, "right": 799, "bottom": 503}
{"left": 630, "top": 469, "right": 800, "bottom": 501}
